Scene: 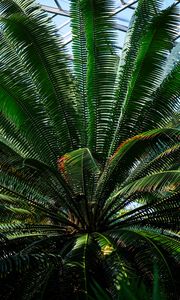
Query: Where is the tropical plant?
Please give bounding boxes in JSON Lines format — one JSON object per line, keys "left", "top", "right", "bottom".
{"left": 0, "top": 0, "right": 180, "bottom": 299}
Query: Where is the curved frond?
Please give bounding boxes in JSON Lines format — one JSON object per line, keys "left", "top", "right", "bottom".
{"left": 0, "top": 0, "right": 81, "bottom": 162}
{"left": 140, "top": 63, "right": 180, "bottom": 131}
{"left": 95, "top": 128, "right": 179, "bottom": 205}
{"left": 110, "top": 3, "right": 179, "bottom": 154}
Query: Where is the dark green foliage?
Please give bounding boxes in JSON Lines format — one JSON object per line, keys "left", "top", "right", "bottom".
{"left": 0, "top": 0, "right": 179, "bottom": 299}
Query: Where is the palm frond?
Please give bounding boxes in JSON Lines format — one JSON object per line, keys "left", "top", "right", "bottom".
{"left": 0, "top": 114, "right": 38, "bottom": 158}
{"left": 70, "top": 0, "right": 88, "bottom": 146}
{"left": 112, "top": 170, "right": 180, "bottom": 199}
{"left": 109, "top": 3, "right": 179, "bottom": 154}
{"left": 107, "top": 193, "right": 180, "bottom": 232}
{"left": 139, "top": 63, "right": 180, "bottom": 131}
{"left": 130, "top": 144, "right": 180, "bottom": 181}
{"left": 106, "top": 227, "right": 180, "bottom": 296}
{"left": 73, "top": 0, "right": 117, "bottom": 159}
{"left": 95, "top": 128, "right": 179, "bottom": 205}
{"left": 0, "top": 0, "right": 81, "bottom": 160}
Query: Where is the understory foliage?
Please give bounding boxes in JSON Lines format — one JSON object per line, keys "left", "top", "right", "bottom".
{"left": 0, "top": 0, "right": 180, "bottom": 299}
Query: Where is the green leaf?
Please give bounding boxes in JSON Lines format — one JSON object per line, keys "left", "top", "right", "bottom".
{"left": 110, "top": 3, "right": 179, "bottom": 153}
{"left": 112, "top": 170, "right": 180, "bottom": 199}
{"left": 75, "top": 0, "right": 117, "bottom": 158}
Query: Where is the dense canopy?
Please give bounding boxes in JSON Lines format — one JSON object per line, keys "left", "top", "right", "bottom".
{"left": 0, "top": 0, "right": 180, "bottom": 299}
